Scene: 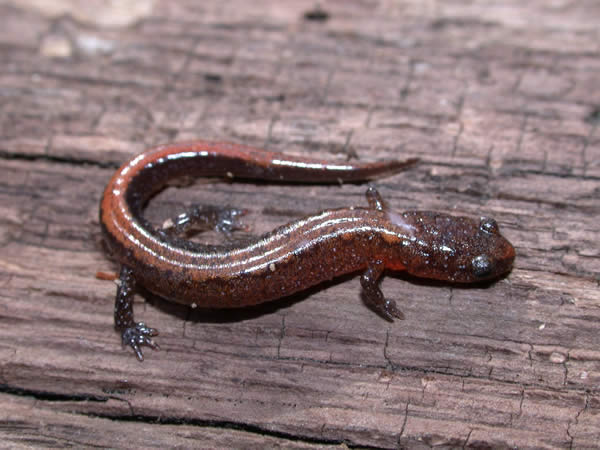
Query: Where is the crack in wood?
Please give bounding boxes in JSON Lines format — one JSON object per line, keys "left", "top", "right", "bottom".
{"left": 0, "top": 384, "right": 108, "bottom": 403}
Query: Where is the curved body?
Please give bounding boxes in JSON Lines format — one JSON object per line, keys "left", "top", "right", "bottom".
{"left": 100, "top": 141, "right": 515, "bottom": 360}
{"left": 100, "top": 141, "right": 417, "bottom": 307}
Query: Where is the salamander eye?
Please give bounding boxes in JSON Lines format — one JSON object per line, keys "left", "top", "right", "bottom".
{"left": 472, "top": 255, "right": 493, "bottom": 278}
{"left": 480, "top": 217, "right": 499, "bottom": 234}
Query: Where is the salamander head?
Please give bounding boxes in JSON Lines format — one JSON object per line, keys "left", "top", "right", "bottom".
{"left": 390, "top": 212, "right": 515, "bottom": 283}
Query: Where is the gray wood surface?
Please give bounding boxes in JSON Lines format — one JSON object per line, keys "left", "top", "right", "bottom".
{"left": 0, "top": 1, "right": 599, "bottom": 448}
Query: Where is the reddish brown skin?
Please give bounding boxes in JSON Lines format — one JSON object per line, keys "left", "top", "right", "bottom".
{"left": 100, "top": 141, "right": 515, "bottom": 360}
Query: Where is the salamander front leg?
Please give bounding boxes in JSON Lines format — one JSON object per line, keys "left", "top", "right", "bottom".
{"left": 114, "top": 266, "right": 159, "bottom": 361}
{"left": 360, "top": 261, "right": 405, "bottom": 321}
{"left": 160, "top": 205, "right": 248, "bottom": 238}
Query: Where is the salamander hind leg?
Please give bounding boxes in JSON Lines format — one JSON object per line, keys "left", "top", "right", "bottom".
{"left": 360, "top": 261, "right": 405, "bottom": 321}
{"left": 114, "top": 266, "right": 159, "bottom": 361}
{"left": 160, "top": 205, "right": 248, "bottom": 238}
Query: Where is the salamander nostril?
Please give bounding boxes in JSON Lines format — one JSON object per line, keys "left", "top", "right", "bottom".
{"left": 472, "top": 254, "right": 493, "bottom": 278}
{"left": 480, "top": 217, "right": 499, "bottom": 234}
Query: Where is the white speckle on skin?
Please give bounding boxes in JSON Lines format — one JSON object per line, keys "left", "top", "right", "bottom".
{"left": 386, "top": 211, "right": 416, "bottom": 235}
{"left": 538, "top": 323, "right": 546, "bottom": 330}
{"left": 269, "top": 263, "right": 276, "bottom": 272}
{"left": 226, "top": 171, "right": 234, "bottom": 178}
{"left": 191, "top": 302, "right": 197, "bottom": 309}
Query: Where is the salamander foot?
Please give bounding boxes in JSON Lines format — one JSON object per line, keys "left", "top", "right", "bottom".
{"left": 161, "top": 205, "right": 249, "bottom": 238}
{"left": 377, "top": 298, "right": 405, "bottom": 321}
{"left": 361, "top": 261, "right": 406, "bottom": 321}
{"left": 121, "top": 322, "right": 159, "bottom": 361}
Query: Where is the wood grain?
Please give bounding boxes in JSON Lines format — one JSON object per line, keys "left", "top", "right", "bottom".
{"left": 0, "top": 1, "right": 599, "bottom": 448}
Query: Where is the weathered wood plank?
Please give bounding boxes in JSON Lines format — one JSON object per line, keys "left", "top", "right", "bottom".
{"left": 0, "top": 0, "right": 599, "bottom": 448}
{"left": 0, "top": 393, "right": 333, "bottom": 449}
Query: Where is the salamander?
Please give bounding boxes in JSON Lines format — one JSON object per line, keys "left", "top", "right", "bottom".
{"left": 99, "top": 141, "right": 515, "bottom": 360}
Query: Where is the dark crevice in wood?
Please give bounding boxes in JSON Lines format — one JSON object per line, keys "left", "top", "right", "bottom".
{"left": 0, "top": 149, "right": 118, "bottom": 169}
{"left": 428, "top": 161, "right": 600, "bottom": 182}
{"left": 496, "top": 193, "right": 597, "bottom": 213}
{"left": 0, "top": 384, "right": 108, "bottom": 403}
{"left": 82, "top": 412, "right": 384, "bottom": 449}
{"left": 303, "top": 8, "right": 330, "bottom": 23}
{"left": 198, "top": 350, "right": 600, "bottom": 396}
{"left": 584, "top": 106, "right": 600, "bottom": 124}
